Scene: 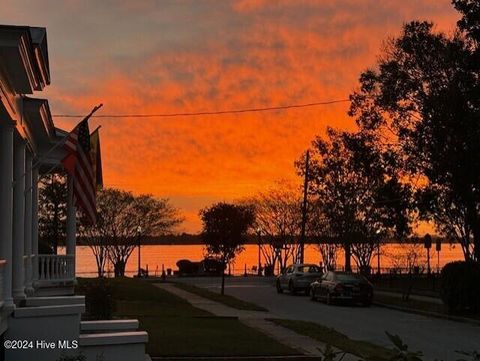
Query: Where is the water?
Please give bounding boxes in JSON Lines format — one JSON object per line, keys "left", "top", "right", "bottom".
{"left": 69, "top": 243, "right": 465, "bottom": 277}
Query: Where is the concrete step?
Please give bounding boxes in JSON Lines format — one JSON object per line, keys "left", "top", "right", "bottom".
{"left": 14, "top": 304, "right": 85, "bottom": 318}
{"left": 81, "top": 319, "right": 139, "bottom": 333}
{"left": 79, "top": 331, "right": 148, "bottom": 361}
{"left": 26, "top": 295, "right": 85, "bottom": 307}
{"left": 34, "top": 285, "right": 74, "bottom": 297}
{"left": 79, "top": 331, "right": 148, "bottom": 346}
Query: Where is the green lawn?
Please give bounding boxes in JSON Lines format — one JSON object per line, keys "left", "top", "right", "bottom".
{"left": 77, "top": 278, "right": 296, "bottom": 357}
{"left": 269, "top": 318, "right": 394, "bottom": 361}
{"left": 173, "top": 281, "right": 269, "bottom": 312}
{"left": 374, "top": 293, "right": 480, "bottom": 321}
{"left": 375, "top": 293, "right": 446, "bottom": 314}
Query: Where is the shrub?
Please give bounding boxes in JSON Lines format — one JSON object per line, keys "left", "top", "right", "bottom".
{"left": 82, "top": 278, "right": 114, "bottom": 320}
{"left": 440, "top": 261, "right": 480, "bottom": 313}
{"left": 176, "top": 259, "right": 198, "bottom": 275}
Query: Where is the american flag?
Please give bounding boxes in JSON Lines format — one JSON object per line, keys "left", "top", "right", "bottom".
{"left": 62, "top": 118, "right": 97, "bottom": 223}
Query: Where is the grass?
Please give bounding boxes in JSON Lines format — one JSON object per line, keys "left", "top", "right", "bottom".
{"left": 374, "top": 293, "right": 480, "bottom": 321}
{"left": 373, "top": 275, "right": 441, "bottom": 297}
{"left": 77, "top": 278, "right": 296, "bottom": 357}
{"left": 269, "top": 318, "right": 393, "bottom": 361}
{"left": 173, "top": 281, "right": 269, "bottom": 312}
{"left": 374, "top": 293, "right": 446, "bottom": 314}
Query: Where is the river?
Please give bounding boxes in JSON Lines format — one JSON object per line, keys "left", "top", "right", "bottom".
{"left": 63, "top": 243, "right": 466, "bottom": 277}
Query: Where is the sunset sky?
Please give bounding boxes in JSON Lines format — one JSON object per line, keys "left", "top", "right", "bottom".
{"left": 1, "top": 1, "right": 459, "bottom": 232}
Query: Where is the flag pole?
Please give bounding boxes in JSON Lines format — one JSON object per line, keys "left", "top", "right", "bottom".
{"left": 31, "top": 103, "right": 103, "bottom": 169}
{"left": 14, "top": 104, "right": 103, "bottom": 190}
{"left": 90, "top": 125, "right": 102, "bottom": 134}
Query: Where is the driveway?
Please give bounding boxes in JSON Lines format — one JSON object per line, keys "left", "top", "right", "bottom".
{"left": 176, "top": 276, "right": 480, "bottom": 361}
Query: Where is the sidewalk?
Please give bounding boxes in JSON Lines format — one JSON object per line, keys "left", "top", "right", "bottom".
{"left": 155, "top": 283, "right": 357, "bottom": 360}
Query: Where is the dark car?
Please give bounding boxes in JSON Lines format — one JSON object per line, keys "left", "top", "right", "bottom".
{"left": 310, "top": 271, "right": 373, "bottom": 306}
{"left": 276, "top": 264, "right": 323, "bottom": 295}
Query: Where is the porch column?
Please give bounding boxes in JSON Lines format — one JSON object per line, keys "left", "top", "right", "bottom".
{"left": 31, "top": 165, "right": 39, "bottom": 283}
{"left": 66, "top": 175, "right": 76, "bottom": 278}
{"left": 0, "top": 123, "right": 15, "bottom": 308}
{"left": 12, "top": 134, "right": 26, "bottom": 301}
{"left": 24, "top": 151, "right": 34, "bottom": 295}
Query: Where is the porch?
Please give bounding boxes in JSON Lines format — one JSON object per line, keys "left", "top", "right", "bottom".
{"left": 0, "top": 24, "right": 148, "bottom": 361}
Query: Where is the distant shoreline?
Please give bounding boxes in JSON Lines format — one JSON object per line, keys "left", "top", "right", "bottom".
{"left": 75, "top": 234, "right": 454, "bottom": 246}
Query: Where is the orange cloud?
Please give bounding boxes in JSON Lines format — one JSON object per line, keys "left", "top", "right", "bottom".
{"left": 1, "top": 0, "right": 459, "bottom": 232}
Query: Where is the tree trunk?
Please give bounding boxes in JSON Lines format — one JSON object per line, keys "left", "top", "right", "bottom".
{"left": 114, "top": 260, "right": 126, "bottom": 277}
{"left": 97, "top": 264, "right": 104, "bottom": 278}
{"left": 96, "top": 254, "right": 105, "bottom": 278}
{"left": 221, "top": 258, "right": 226, "bottom": 295}
{"left": 344, "top": 243, "right": 351, "bottom": 272}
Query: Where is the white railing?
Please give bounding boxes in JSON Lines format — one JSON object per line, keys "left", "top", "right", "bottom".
{"left": 0, "top": 259, "right": 6, "bottom": 308}
{"left": 38, "top": 254, "right": 75, "bottom": 283}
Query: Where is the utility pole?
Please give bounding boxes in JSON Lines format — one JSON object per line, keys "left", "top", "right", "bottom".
{"left": 299, "top": 150, "right": 310, "bottom": 264}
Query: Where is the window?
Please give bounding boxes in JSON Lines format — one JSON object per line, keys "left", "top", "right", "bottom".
{"left": 297, "top": 265, "right": 321, "bottom": 273}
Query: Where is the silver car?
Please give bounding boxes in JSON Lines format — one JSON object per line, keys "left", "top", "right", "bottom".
{"left": 276, "top": 264, "right": 323, "bottom": 295}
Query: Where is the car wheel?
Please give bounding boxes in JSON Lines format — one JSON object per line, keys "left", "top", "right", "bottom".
{"left": 288, "top": 281, "right": 296, "bottom": 295}
{"left": 276, "top": 280, "right": 283, "bottom": 294}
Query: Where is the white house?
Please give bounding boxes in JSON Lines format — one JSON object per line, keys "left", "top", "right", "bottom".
{"left": 0, "top": 25, "right": 148, "bottom": 361}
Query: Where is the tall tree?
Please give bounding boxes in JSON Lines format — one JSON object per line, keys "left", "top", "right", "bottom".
{"left": 299, "top": 129, "right": 411, "bottom": 272}
{"left": 349, "top": 2, "right": 480, "bottom": 262}
{"left": 38, "top": 173, "right": 67, "bottom": 254}
{"left": 200, "top": 202, "right": 254, "bottom": 295}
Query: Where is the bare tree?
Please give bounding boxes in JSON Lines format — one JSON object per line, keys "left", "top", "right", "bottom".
{"left": 247, "top": 181, "right": 302, "bottom": 274}
{"left": 81, "top": 188, "right": 182, "bottom": 277}
{"left": 79, "top": 228, "right": 108, "bottom": 278}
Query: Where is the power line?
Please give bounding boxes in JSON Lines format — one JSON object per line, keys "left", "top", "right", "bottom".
{"left": 52, "top": 99, "right": 350, "bottom": 118}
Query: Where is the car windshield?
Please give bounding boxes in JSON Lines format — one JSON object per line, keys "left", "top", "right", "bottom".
{"left": 298, "top": 265, "right": 321, "bottom": 273}
{"left": 336, "top": 273, "right": 362, "bottom": 282}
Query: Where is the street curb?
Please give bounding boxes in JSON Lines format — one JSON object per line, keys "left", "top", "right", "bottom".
{"left": 373, "top": 301, "right": 480, "bottom": 326}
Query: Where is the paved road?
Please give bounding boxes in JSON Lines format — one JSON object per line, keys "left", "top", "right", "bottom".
{"left": 177, "top": 276, "right": 480, "bottom": 361}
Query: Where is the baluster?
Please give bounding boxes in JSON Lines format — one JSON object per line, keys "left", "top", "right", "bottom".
{"left": 47, "top": 257, "right": 51, "bottom": 280}
{"left": 38, "top": 257, "right": 42, "bottom": 280}
{"left": 69, "top": 257, "right": 73, "bottom": 278}
{"left": 66, "top": 257, "right": 69, "bottom": 278}
{"left": 55, "top": 257, "right": 59, "bottom": 279}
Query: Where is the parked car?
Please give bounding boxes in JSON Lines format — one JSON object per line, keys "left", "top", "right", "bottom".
{"left": 276, "top": 264, "right": 323, "bottom": 295}
{"left": 310, "top": 271, "right": 373, "bottom": 306}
